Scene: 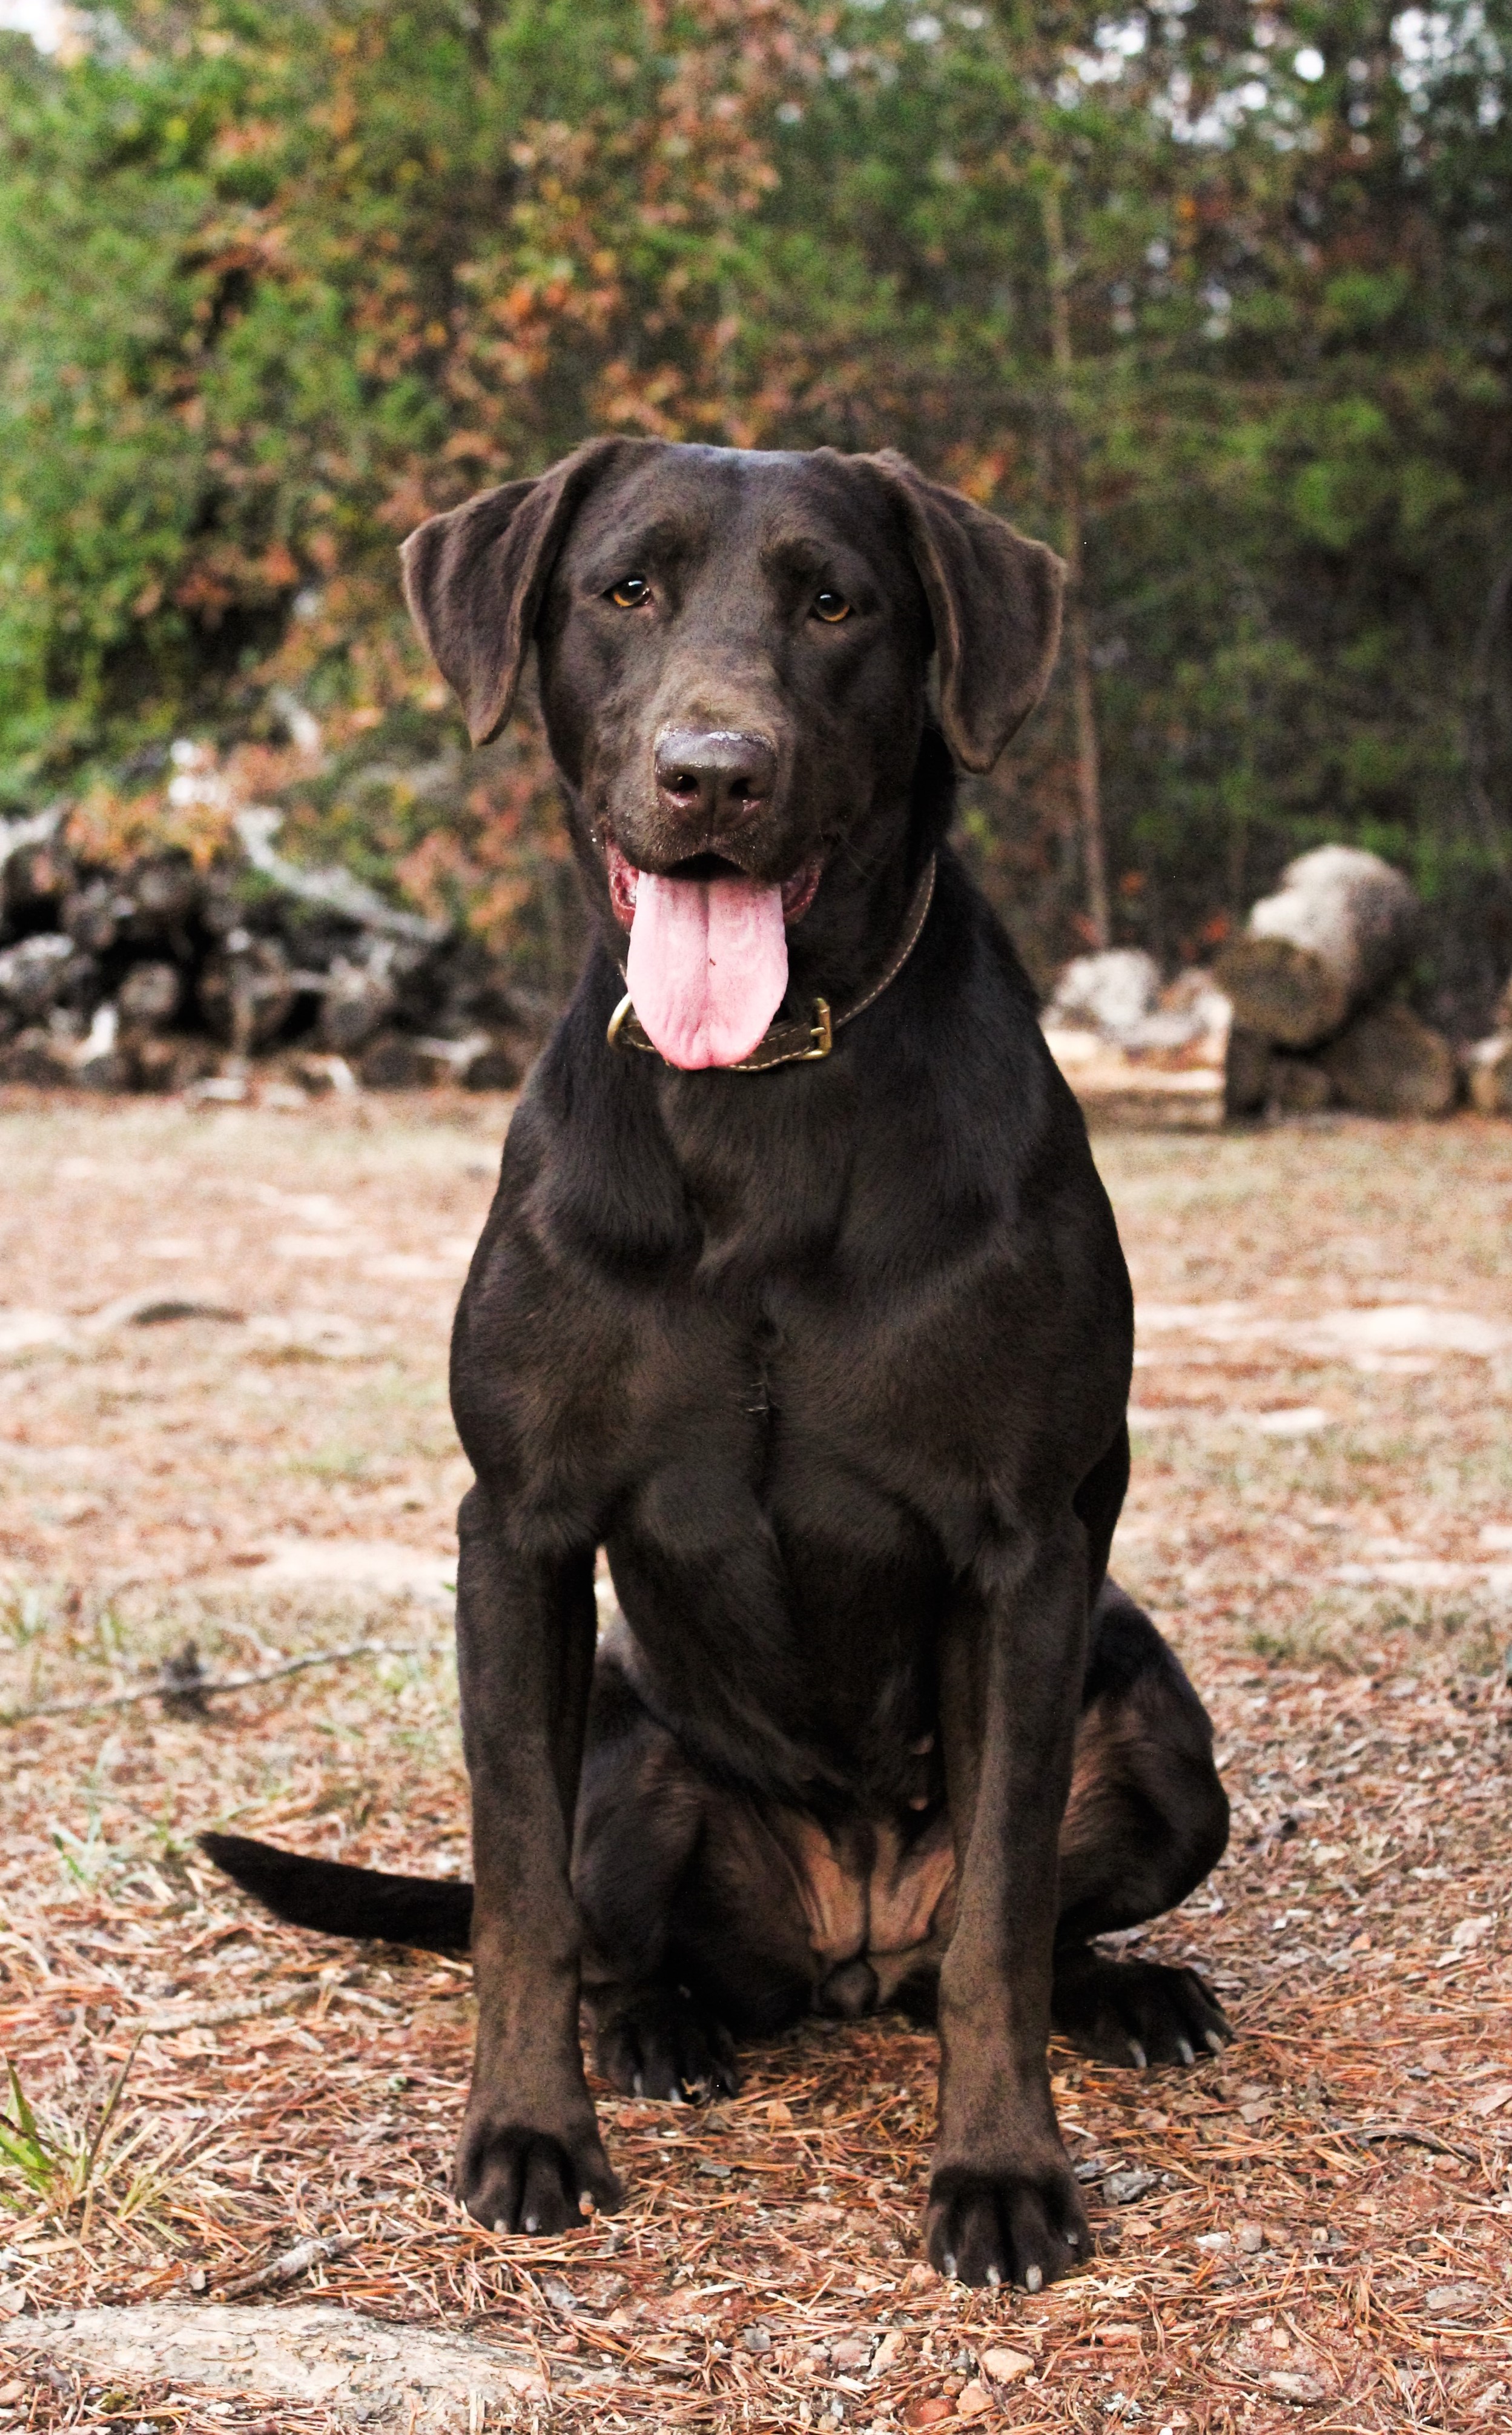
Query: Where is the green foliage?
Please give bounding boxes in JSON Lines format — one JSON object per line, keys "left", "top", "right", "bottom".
{"left": 1, "top": 0, "right": 1510, "bottom": 1007}
{"left": 0, "top": 2058, "right": 59, "bottom": 2202}
{"left": 0, "top": 2039, "right": 148, "bottom": 2219}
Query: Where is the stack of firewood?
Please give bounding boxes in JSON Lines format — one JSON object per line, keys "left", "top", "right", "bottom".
{"left": 0, "top": 806, "right": 541, "bottom": 1095}
{"left": 1038, "top": 951, "right": 1232, "bottom": 1127}
{"left": 1217, "top": 846, "right": 1488, "bottom": 1119}
{"left": 1040, "top": 847, "right": 1511, "bottom": 1127}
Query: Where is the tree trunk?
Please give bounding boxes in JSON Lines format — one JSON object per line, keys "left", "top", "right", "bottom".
{"left": 1215, "top": 846, "right": 1422, "bottom": 1048}
{"left": 1320, "top": 1001, "right": 1458, "bottom": 1118}
{"left": 1065, "top": 595, "right": 1111, "bottom": 950}
{"left": 1042, "top": 182, "right": 1110, "bottom": 952}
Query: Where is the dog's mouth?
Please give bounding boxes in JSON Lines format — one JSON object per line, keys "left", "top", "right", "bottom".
{"left": 604, "top": 838, "right": 822, "bottom": 1071}
{"left": 604, "top": 841, "right": 821, "bottom": 929}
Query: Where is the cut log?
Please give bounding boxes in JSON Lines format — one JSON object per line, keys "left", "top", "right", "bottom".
{"left": 0, "top": 801, "right": 65, "bottom": 883}
{"left": 1319, "top": 1001, "right": 1458, "bottom": 1117}
{"left": 319, "top": 944, "right": 399, "bottom": 1053}
{"left": 291, "top": 1050, "right": 358, "bottom": 1096}
{"left": 1045, "top": 960, "right": 1229, "bottom": 1106}
{"left": 0, "top": 1025, "right": 73, "bottom": 1085}
{"left": 199, "top": 934, "right": 296, "bottom": 1049}
{"left": 120, "top": 851, "right": 200, "bottom": 946}
{"left": 117, "top": 959, "right": 182, "bottom": 1029}
{"left": 463, "top": 1039, "right": 524, "bottom": 1090}
{"left": 1466, "top": 1033, "right": 1512, "bottom": 1116}
{"left": 1224, "top": 1025, "right": 1272, "bottom": 1116}
{"left": 1044, "top": 1026, "right": 1225, "bottom": 1126}
{"left": 1046, "top": 949, "right": 1161, "bottom": 1036}
{"left": 63, "top": 873, "right": 131, "bottom": 953}
{"left": 1216, "top": 846, "right": 1422, "bottom": 1048}
{"left": 412, "top": 1030, "right": 490, "bottom": 1082}
{"left": 1267, "top": 1053, "right": 1333, "bottom": 1115}
{"left": 73, "top": 1003, "right": 132, "bottom": 1092}
{"left": 357, "top": 1032, "right": 426, "bottom": 1088}
{"left": 131, "top": 1033, "right": 183, "bottom": 1093}
{"left": 132, "top": 1035, "right": 217, "bottom": 1094}
{"left": 0, "top": 931, "right": 84, "bottom": 1020}
{"left": 1, "top": 831, "right": 72, "bottom": 921}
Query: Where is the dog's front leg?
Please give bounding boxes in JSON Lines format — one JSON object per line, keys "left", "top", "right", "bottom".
{"left": 928, "top": 1511, "right": 1091, "bottom": 2288}
{"left": 452, "top": 1483, "right": 620, "bottom": 2235}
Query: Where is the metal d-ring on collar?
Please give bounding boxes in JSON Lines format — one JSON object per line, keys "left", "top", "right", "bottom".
{"left": 606, "top": 855, "right": 937, "bottom": 1074}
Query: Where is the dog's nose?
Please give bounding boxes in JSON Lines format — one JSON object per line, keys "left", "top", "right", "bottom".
{"left": 653, "top": 727, "right": 776, "bottom": 829}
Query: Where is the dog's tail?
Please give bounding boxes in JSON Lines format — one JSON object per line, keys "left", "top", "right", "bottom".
{"left": 199, "top": 1832, "right": 473, "bottom": 1953}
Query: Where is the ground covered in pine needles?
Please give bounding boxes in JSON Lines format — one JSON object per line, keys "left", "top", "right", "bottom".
{"left": 1, "top": 1094, "right": 1509, "bottom": 2433}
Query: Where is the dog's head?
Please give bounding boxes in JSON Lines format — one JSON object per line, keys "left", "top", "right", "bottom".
{"left": 402, "top": 440, "right": 1061, "bottom": 1065}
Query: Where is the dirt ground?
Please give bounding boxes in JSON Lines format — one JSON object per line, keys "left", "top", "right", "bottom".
{"left": 1, "top": 1091, "right": 1509, "bottom": 2433}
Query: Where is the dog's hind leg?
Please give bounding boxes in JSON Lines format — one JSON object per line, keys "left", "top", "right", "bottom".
{"left": 575, "top": 1632, "right": 824, "bottom": 2096}
{"left": 573, "top": 1635, "right": 739, "bottom": 2101}
{"left": 1051, "top": 1580, "right": 1232, "bottom": 2068}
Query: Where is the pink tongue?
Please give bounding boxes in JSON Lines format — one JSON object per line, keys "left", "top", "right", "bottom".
{"left": 626, "top": 870, "right": 788, "bottom": 1068}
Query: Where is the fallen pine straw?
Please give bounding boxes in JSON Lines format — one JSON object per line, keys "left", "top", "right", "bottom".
{"left": 216, "top": 2229, "right": 361, "bottom": 2298}
{"left": 1352, "top": 2122, "right": 1480, "bottom": 2167}
{"left": 2, "top": 1102, "right": 1511, "bottom": 2432}
{"left": 2, "top": 1635, "right": 446, "bottom": 1725}
{"left": 133, "top": 1983, "right": 325, "bottom": 2036}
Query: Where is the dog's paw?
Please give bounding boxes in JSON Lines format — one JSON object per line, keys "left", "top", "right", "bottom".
{"left": 593, "top": 1987, "right": 739, "bottom": 2102}
{"left": 1052, "top": 1947, "right": 1232, "bottom": 2070}
{"left": 455, "top": 2115, "right": 621, "bottom": 2235}
{"left": 925, "top": 2159, "right": 1089, "bottom": 2290}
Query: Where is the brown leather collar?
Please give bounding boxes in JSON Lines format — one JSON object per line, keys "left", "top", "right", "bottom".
{"left": 606, "top": 855, "right": 937, "bottom": 1074}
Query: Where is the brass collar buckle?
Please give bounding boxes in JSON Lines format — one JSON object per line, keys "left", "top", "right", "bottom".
{"left": 799, "top": 998, "right": 833, "bottom": 1061}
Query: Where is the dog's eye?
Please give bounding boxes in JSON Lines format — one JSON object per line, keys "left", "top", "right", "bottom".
{"left": 812, "top": 591, "right": 850, "bottom": 623}
{"left": 607, "top": 575, "right": 650, "bottom": 609}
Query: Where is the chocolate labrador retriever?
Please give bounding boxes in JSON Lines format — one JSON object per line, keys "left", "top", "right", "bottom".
{"left": 204, "top": 437, "right": 1230, "bottom": 2289}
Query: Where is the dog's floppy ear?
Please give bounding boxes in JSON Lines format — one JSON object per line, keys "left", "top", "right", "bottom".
{"left": 400, "top": 437, "right": 636, "bottom": 746}
{"left": 862, "top": 449, "right": 1065, "bottom": 774}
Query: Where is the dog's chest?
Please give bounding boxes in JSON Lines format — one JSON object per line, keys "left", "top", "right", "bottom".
{"left": 659, "top": 1082, "right": 856, "bottom": 1294}
{"left": 615, "top": 1295, "right": 955, "bottom": 1761}
{"left": 627, "top": 1291, "right": 947, "bottom": 1516}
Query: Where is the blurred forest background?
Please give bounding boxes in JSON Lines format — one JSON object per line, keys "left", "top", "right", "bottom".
{"left": 2, "top": 0, "right": 1511, "bottom": 1018}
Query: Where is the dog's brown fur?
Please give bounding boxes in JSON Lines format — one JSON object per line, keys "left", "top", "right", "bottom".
{"left": 205, "top": 439, "right": 1230, "bottom": 2288}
